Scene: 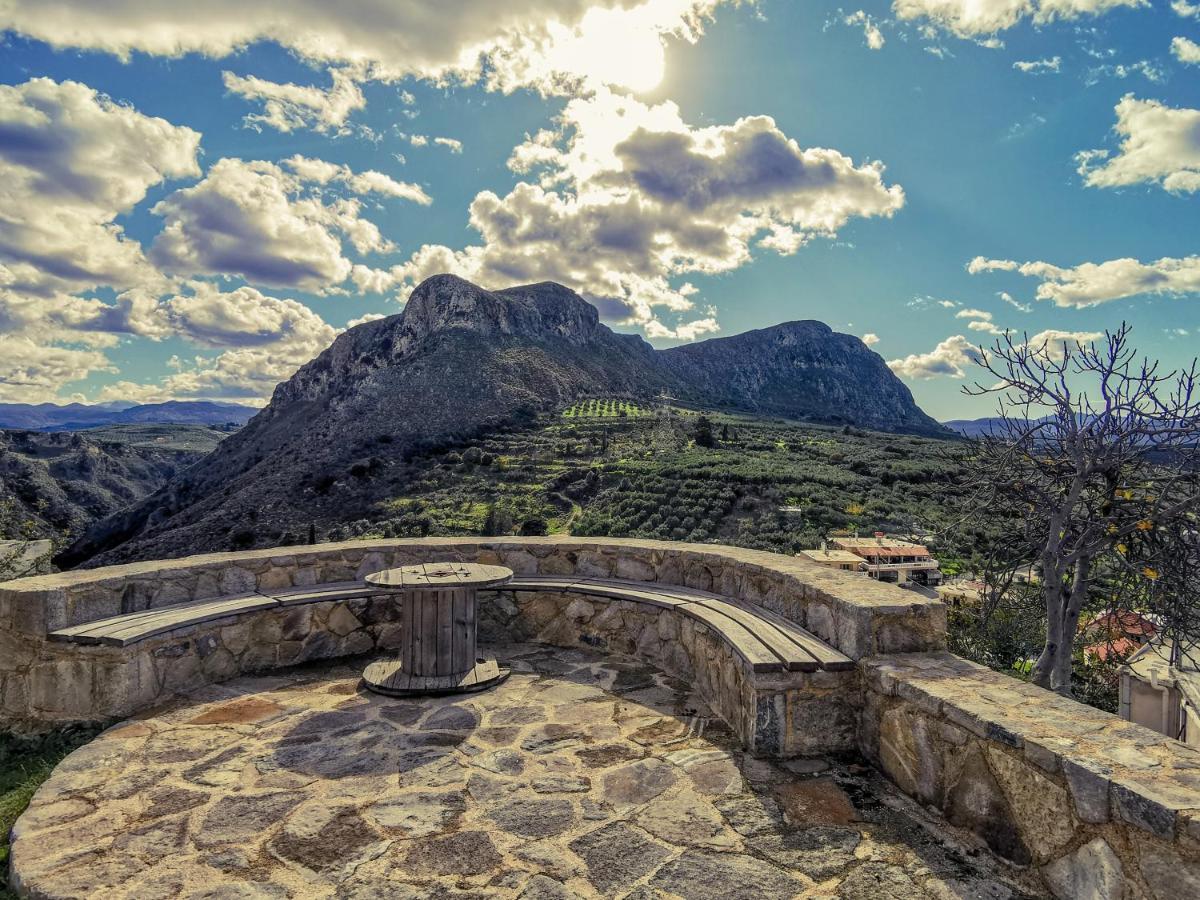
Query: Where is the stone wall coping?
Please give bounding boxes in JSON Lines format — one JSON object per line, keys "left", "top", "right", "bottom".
{"left": 866, "top": 652, "right": 1200, "bottom": 845}
{"left": 0, "top": 536, "right": 940, "bottom": 612}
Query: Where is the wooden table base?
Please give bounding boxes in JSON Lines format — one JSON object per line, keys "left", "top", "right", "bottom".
{"left": 363, "top": 651, "right": 510, "bottom": 697}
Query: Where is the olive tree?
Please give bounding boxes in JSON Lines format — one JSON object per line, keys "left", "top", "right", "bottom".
{"left": 961, "top": 324, "right": 1200, "bottom": 696}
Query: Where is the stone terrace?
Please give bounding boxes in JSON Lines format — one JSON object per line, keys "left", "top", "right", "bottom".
{"left": 10, "top": 644, "right": 1043, "bottom": 900}
{"left": 4, "top": 537, "right": 1200, "bottom": 898}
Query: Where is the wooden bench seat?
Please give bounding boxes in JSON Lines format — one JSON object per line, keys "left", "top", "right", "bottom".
{"left": 48, "top": 582, "right": 377, "bottom": 647}
{"left": 47, "top": 575, "right": 852, "bottom": 677}
{"left": 504, "top": 575, "right": 852, "bottom": 673}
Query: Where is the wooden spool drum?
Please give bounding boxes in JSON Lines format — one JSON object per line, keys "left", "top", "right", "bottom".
{"left": 361, "top": 562, "right": 514, "bottom": 696}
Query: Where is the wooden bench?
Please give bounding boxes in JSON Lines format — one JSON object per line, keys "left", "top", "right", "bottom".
{"left": 503, "top": 576, "right": 852, "bottom": 673}
{"left": 47, "top": 581, "right": 377, "bottom": 647}
{"left": 47, "top": 575, "right": 850, "bottom": 672}
{"left": 45, "top": 573, "right": 854, "bottom": 756}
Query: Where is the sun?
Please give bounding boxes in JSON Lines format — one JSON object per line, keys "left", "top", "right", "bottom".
{"left": 551, "top": 7, "right": 667, "bottom": 94}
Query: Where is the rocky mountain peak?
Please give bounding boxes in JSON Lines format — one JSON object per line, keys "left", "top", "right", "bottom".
{"left": 404, "top": 275, "right": 599, "bottom": 345}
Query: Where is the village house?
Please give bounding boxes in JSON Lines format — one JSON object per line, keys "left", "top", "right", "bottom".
{"left": 829, "top": 533, "right": 943, "bottom": 586}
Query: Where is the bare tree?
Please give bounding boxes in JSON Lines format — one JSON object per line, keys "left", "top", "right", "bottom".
{"left": 962, "top": 324, "right": 1200, "bottom": 696}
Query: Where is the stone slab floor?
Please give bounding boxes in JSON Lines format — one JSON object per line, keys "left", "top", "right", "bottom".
{"left": 10, "top": 644, "right": 1049, "bottom": 899}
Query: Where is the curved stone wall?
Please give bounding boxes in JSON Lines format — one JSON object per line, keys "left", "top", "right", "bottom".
{"left": 0, "top": 537, "right": 926, "bottom": 731}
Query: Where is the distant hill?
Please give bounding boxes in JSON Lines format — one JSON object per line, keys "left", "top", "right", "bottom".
{"left": 63, "top": 274, "right": 948, "bottom": 566}
{"left": 0, "top": 400, "right": 259, "bottom": 431}
{"left": 942, "top": 416, "right": 1050, "bottom": 438}
{"left": 0, "top": 426, "right": 229, "bottom": 545}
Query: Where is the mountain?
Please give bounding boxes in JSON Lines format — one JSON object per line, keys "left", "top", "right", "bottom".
{"left": 662, "top": 321, "right": 939, "bottom": 434}
{"left": 0, "top": 400, "right": 259, "bottom": 431}
{"left": 62, "top": 275, "right": 946, "bottom": 566}
{"left": 0, "top": 426, "right": 228, "bottom": 544}
{"left": 942, "top": 416, "right": 1052, "bottom": 438}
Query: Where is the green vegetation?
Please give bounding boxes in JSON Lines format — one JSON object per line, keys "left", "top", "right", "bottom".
{"left": 76, "top": 423, "right": 235, "bottom": 453}
{"left": 0, "top": 727, "right": 99, "bottom": 892}
{"left": 562, "top": 397, "right": 653, "bottom": 419}
{"left": 337, "top": 406, "right": 978, "bottom": 560}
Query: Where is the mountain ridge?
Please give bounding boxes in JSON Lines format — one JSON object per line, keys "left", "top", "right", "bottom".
{"left": 62, "top": 275, "right": 946, "bottom": 566}
{"left": 0, "top": 400, "right": 259, "bottom": 431}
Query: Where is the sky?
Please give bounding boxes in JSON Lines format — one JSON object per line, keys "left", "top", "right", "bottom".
{"left": 1, "top": 0, "right": 1198, "bottom": 420}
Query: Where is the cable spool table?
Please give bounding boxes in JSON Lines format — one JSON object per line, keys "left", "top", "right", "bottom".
{"left": 361, "top": 562, "right": 514, "bottom": 696}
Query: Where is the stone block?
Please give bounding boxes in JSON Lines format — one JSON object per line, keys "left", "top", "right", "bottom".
{"left": 1112, "top": 781, "right": 1178, "bottom": 840}
{"left": 985, "top": 746, "right": 1075, "bottom": 861}
{"left": 878, "top": 706, "right": 943, "bottom": 806}
{"left": 327, "top": 605, "right": 362, "bottom": 637}
{"left": 1043, "top": 838, "right": 1124, "bottom": 900}
{"left": 1062, "top": 757, "right": 1112, "bottom": 825}
{"left": 943, "top": 744, "right": 1030, "bottom": 865}
{"left": 219, "top": 567, "right": 257, "bottom": 595}
{"left": 31, "top": 659, "right": 94, "bottom": 718}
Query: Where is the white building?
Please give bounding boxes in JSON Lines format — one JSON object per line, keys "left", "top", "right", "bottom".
{"left": 830, "top": 534, "right": 942, "bottom": 586}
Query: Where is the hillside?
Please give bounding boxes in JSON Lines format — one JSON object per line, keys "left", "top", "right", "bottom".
{"left": 0, "top": 401, "right": 258, "bottom": 431}
{"left": 0, "top": 427, "right": 227, "bottom": 545}
{"left": 63, "top": 274, "right": 948, "bottom": 566}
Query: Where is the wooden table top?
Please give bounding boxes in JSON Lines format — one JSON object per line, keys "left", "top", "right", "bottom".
{"left": 363, "top": 562, "right": 514, "bottom": 591}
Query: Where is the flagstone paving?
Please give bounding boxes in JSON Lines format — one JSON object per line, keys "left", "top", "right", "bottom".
{"left": 9, "top": 644, "right": 1048, "bottom": 899}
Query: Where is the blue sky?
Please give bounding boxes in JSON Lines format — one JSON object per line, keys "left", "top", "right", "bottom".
{"left": 1, "top": 0, "right": 1198, "bottom": 419}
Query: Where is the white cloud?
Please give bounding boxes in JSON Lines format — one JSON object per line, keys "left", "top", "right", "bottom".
{"left": 968, "top": 254, "right": 1200, "bottom": 308}
{"left": 0, "top": 77, "right": 200, "bottom": 298}
{"left": 887, "top": 328, "right": 1102, "bottom": 379}
{"left": 1172, "top": 36, "right": 1200, "bottom": 64}
{"left": 1085, "top": 59, "right": 1165, "bottom": 84}
{"left": 844, "top": 10, "right": 886, "bottom": 49}
{"left": 1013, "top": 56, "right": 1062, "bottom": 73}
{"left": 888, "top": 335, "right": 982, "bottom": 379}
{"left": 1173, "top": 0, "right": 1200, "bottom": 16}
{"left": 90, "top": 283, "right": 338, "bottom": 402}
{"left": 161, "top": 282, "right": 337, "bottom": 350}
{"left": 282, "top": 155, "right": 431, "bottom": 203}
{"left": 1076, "top": 95, "right": 1200, "bottom": 193}
{"left": 149, "top": 158, "right": 428, "bottom": 291}
{"left": 862, "top": 332, "right": 880, "bottom": 345}
{"left": 222, "top": 67, "right": 365, "bottom": 134}
{"left": 0, "top": 1, "right": 732, "bottom": 97}
{"left": 347, "top": 312, "right": 387, "bottom": 328}
{"left": 434, "top": 137, "right": 464, "bottom": 153}
{"left": 0, "top": 335, "right": 114, "bottom": 403}
{"left": 382, "top": 89, "right": 903, "bottom": 338}
{"left": 999, "top": 290, "right": 1032, "bottom": 312}
{"left": 956, "top": 307, "right": 1003, "bottom": 334}
{"left": 893, "top": 0, "right": 1146, "bottom": 38}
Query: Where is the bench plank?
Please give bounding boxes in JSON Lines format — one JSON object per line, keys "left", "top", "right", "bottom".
{"left": 271, "top": 582, "right": 378, "bottom": 607}
{"left": 502, "top": 575, "right": 851, "bottom": 672}
{"left": 50, "top": 594, "right": 278, "bottom": 647}
{"left": 695, "top": 598, "right": 820, "bottom": 672}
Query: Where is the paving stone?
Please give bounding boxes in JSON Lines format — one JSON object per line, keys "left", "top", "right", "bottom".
{"left": 487, "top": 797, "right": 575, "bottom": 838}
{"left": 714, "top": 794, "right": 787, "bottom": 837}
{"left": 518, "top": 874, "right": 581, "bottom": 900}
{"left": 367, "top": 790, "right": 466, "bottom": 836}
{"left": 569, "top": 822, "right": 672, "bottom": 894}
{"left": 269, "top": 806, "right": 382, "bottom": 873}
{"left": 756, "top": 826, "right": 860, "bottom": 881}
{"left": 576, "top": 742, "right": 643, "bottom": 768}
{"left": 834, "top": 861, "right": 929, "bottom": 899}
{"left": 602, "top": 758, "right": 678, "bottom": 810}
{"left": 195, "top": 793, "right": 303, "bottom": 847}
{"left": 532, "top": 775, "right": 591, "bottom": 793}
{"left": 650, "top": 849, "right": 805, "bottom": 900}
{"left": 403, "top": 830, "right": 503, "bottom": 876}
{"left": 634, "top": 787, "right": 739, "bottom": 849}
